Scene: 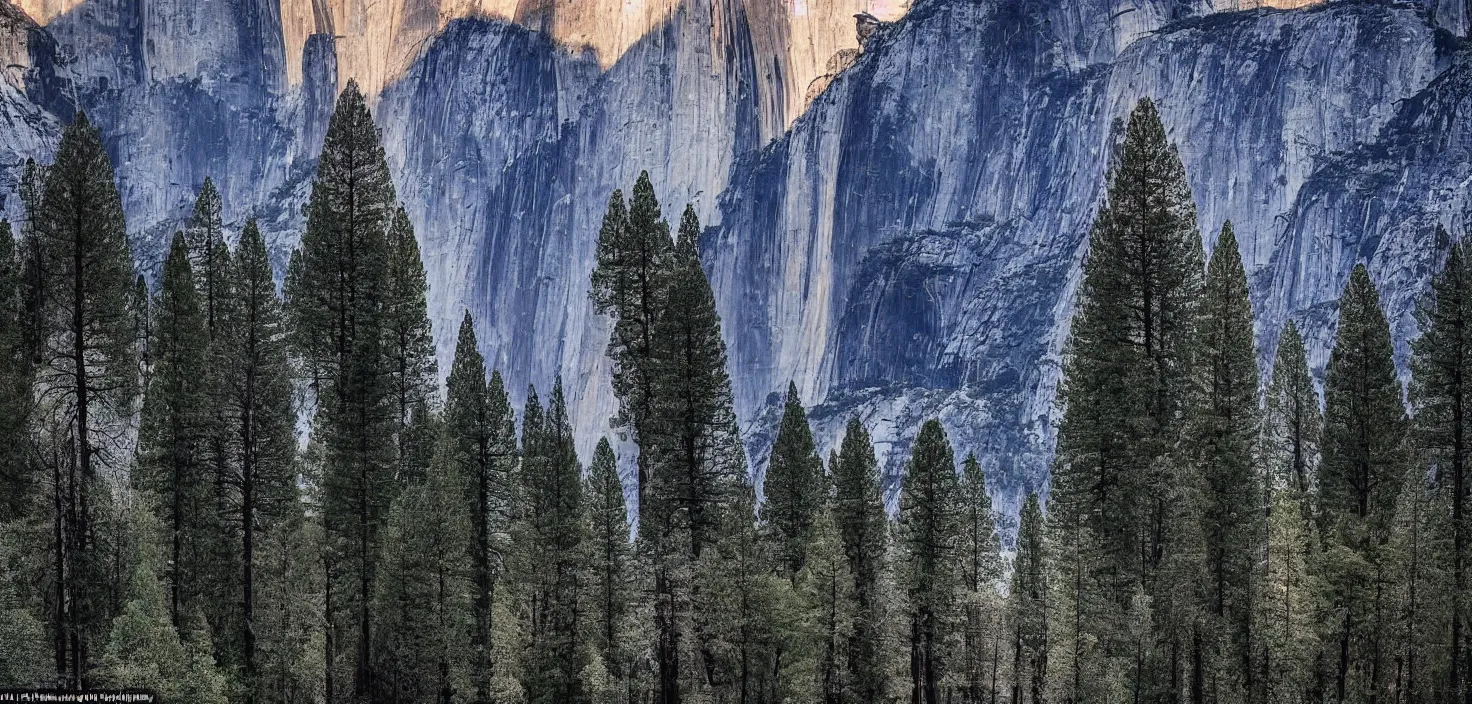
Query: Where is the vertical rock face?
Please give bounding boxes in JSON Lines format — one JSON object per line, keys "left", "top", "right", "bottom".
{"left": 3, "top": 0, "right": 1472, "bottom": 523}
{"left": 9, "top": 0, "right": 300, "bottom": 276}
{"left": 273, "top": 0, "right": 885, "bottom": 133}
{"left": 375, "top": 0, "right": 791, "bottom": 459}
{"left": 376, "top": 17, "right": 600, "bottom": 399}
{"left": 708, "top": 0, "right": 1451, "bottom": 512}
{"left": 0, "top": 3, "right": 59, "bottom": 205}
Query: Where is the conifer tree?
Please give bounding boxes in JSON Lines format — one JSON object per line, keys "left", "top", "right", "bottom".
{"left": 18, "top": 157, "right": 46, "bottom": 363}
{"left": 96, "top": 501, "right": 229, "bottom": 704}
{"left": 1319, "top": 264, "right": 1407, "bottom": 702}
{"left": 699, "top": 480, "right": 785, "bottom": 703}
{"left": 373, "top": 406, "right": 472, "bottom": 704}
{"left": 1185, "top": 221, "right": 1262, "bottom": 695}
{"left": 1411, "top": 238, "right": 1472, "bottom": 701}
{"left": 185, "top": 178, "right": 229, "bottom": 337}
{"left": 833, "top": 417, "right": 889, "bottom": 704}
{"left": 383, "top": 206, "right": 437, "bottom": 479}
{"left": 585, "top": 437, "right": 640, "bottom": 701}
{"left": 1254, "top": 463, "right": 1321, "bottom": 704}
{"left": 214, "top": 220, "right": 300, "bottom": 699}
{"left": 443, "top": 313, "right": 518, "bottom": 703}
{"left": 187, "top": 181, "right": 238, "bottom": 653}
{"left": 133, "top": 234, "right": 213, "bottom": 634}
{"left": 0, "top": 497, "right": 50, "bottom": 687}
{"left": 0, "top": 220, "right": 33, "bottom": 523}
{"left": 1256, "top": 320, "right": 1324, "bottom": 703}
{"left": 641, "top": 204, "right": 745, "bottom": 702}
{"left": 253, "top": 491, "right": 324, "bottom": 704}
{"left": 590, "top": 175, "right": 674, "bottom": 508}
{"left": 1264, "top": 322, "right": 1322, "bottom": 533}
{"left": 1385, "top": 466, "right": 1443, "bottom": 703}
{"left": 517, "top": 380, "right": 590, "bottom": 704}
{"left": 28, "top": 113, "right": 139, "bottom": 688}
{"left": 1048, "top": 97, "right": 1204, "bottom": 702}
{"left": 897, "top": 419, "right": 964, "bottom": 704}
{"left": 798, "top": 494, "right": 855, "bottom": 704}
{"left": 763, "top": 382, "right": 825, "bottom": 582}
{"left": 645, "top": 204, "right": 741, "bottom": 558}
{"left": 283, "top": 81, "right": 401, "bottom": 700}
{"left": 956, "top": 453, "right": 1003, "bottom": 704}
{"left": 1010, "top": 494, "right": 1047, "bottom": 704}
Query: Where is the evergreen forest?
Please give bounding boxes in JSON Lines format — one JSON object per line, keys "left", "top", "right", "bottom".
{"left": 0, "top": 82, "right": 1468, "bottom": 704}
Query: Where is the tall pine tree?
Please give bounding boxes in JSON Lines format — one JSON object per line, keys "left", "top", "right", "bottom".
{"left": 284, "top": 80, "right": 401, "bottom": 701}
{"left": 763, "top": 382, "right": 825, "bottom": 583}
{"left": 641, "top": 202, "right": 746, "bottom": 703}
{"left": 0, "top": 220, "right": 33, "bottom": 523}
{"left": 1048, "top": 97, "right": 1204, "bottom": 702}
{"left": 956, "top": 453, "right": 1003, "bottom": 704}
{"left": 797, "top": 489, "right": 854, "bottom": 704}
{"left": 185, "top": 178, "right": 228, "bottom": 338}
{"left": 1009, "top": 494, "right": 1047, "bottom": 704}
{"left": 383, "top": 206, "right": 437, "bottom": 484}
{"left": 897, "top": 419, "right": 964, "bottom": 704}
{"left": 216, "top": 220, "right": 300, "bottom": 700}
{"left": 29, "top": 113, "right": 140, "bottom": 688}
{"left": 1411, "top": 237, "right": 1472, "bottom": 701}
{"left": 585, "top": 437, "right": 641, "bottom": 702}
{"left": 590, "top": 174, "right": 674, "bottom": 509}
{"left": 517, "top": 380, "right": 590, "bottom": 704}
{"left": 1185, "top": 221, "right": 1262, "bottom": 698}
{"left": 1256, "top": 320, "right": 1324, "bottom": 703}
{"left": 833, "top": 417, "right": 889, "bottom": 704}
{"left": 133, "top": 234, "right": 213, "bottom": 634}
{"left": 373, "top": 405, "right": 471, "bottom": 704}
{"left": 443, "top": 312, "right": 518, "bottom": 704}
{"left": 1319, "top": 263, "right": 1407, "bottom": 702}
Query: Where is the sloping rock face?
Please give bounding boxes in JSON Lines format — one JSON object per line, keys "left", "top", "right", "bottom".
{"left": 708, "top": 0, "right": 1457, "bottom": 516}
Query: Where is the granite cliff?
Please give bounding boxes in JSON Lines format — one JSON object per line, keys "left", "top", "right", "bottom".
{"left": 2, "top": 0, "right": 1472, "bottom": 522}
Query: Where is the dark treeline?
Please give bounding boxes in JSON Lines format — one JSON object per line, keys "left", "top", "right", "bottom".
{"left": 0, "top": 84, "right": 1469, "bottom": 704}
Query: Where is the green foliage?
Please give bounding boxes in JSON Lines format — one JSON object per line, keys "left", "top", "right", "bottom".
{"left": 589, "top": 175, "right": 674, "bottom": 507}
{"left": 443, "top": 312, "right": 519, "bottom": 704}
{"left": 1322, "top": 264, "right": 1406, "bottom": 545}
{"left": 0, "top": 515, "right": 50, "bottom": 688}
{"left": 253, "top": 497, "right": 324, "bottom": 704}
{"left": 763, "top": 382, "right": 825, "bottom": 582}
{"left": 956, "top": 453, "right": 1003, "bottom": 704}
{"left": 1256, "top": 320, "right": 1324, "bottom": 704}
{"left": 796, "top": 493, "right": 855, "bottom": 704}
{"left": 583, "top": 438, "right": 641, "bottom": 702}
{"left": 897, "top": 419, "right": 963, "bottom": 704}
{"left": 1010, "top": 494, "right": 1047, "bottom": 704}
{"left": 96, "top": 502, "right": 229, "bottom": 704}
{"left": 24, "top": 114, "right": 141, "bottom": 687}
{"left": 284, "top": 81, "right": 404, "bottom": 699}
{"left": 698, "top": 482, "right": 787, "bottom": 702}
{"left": 133, "top": 233, "right": 217, "bottom": 635}
{"left": 516, "top": 380, "right": 590, "bottom": 704}
{"left": 1411, "top": 236, "right": 1472, "bottom": 702}
{"left": 16, "top": 93, "right": 1472, "bottom": 704}
{"left": 1048, "top": 97, "right": 1205, "bottom": 703}
{"left": 833, "top": 416, "right": 889, "bottom": 703}
{"left": 185, "top": 178, "right": 229, "bottom": 337}
{"left": 1185, "top": 222, "right": 1262, "bottom": 697}
{"left": 373, "top": 409, "right": 472, "bottom": 704}
{"left": 0, "top": 220, "right": 34, "bottom": 523}
{"left": 1320, "top": 264, "right": 1407, "bottom": 702}
{"left": 383, "top": 206, "right": 438, "bottom": 469}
